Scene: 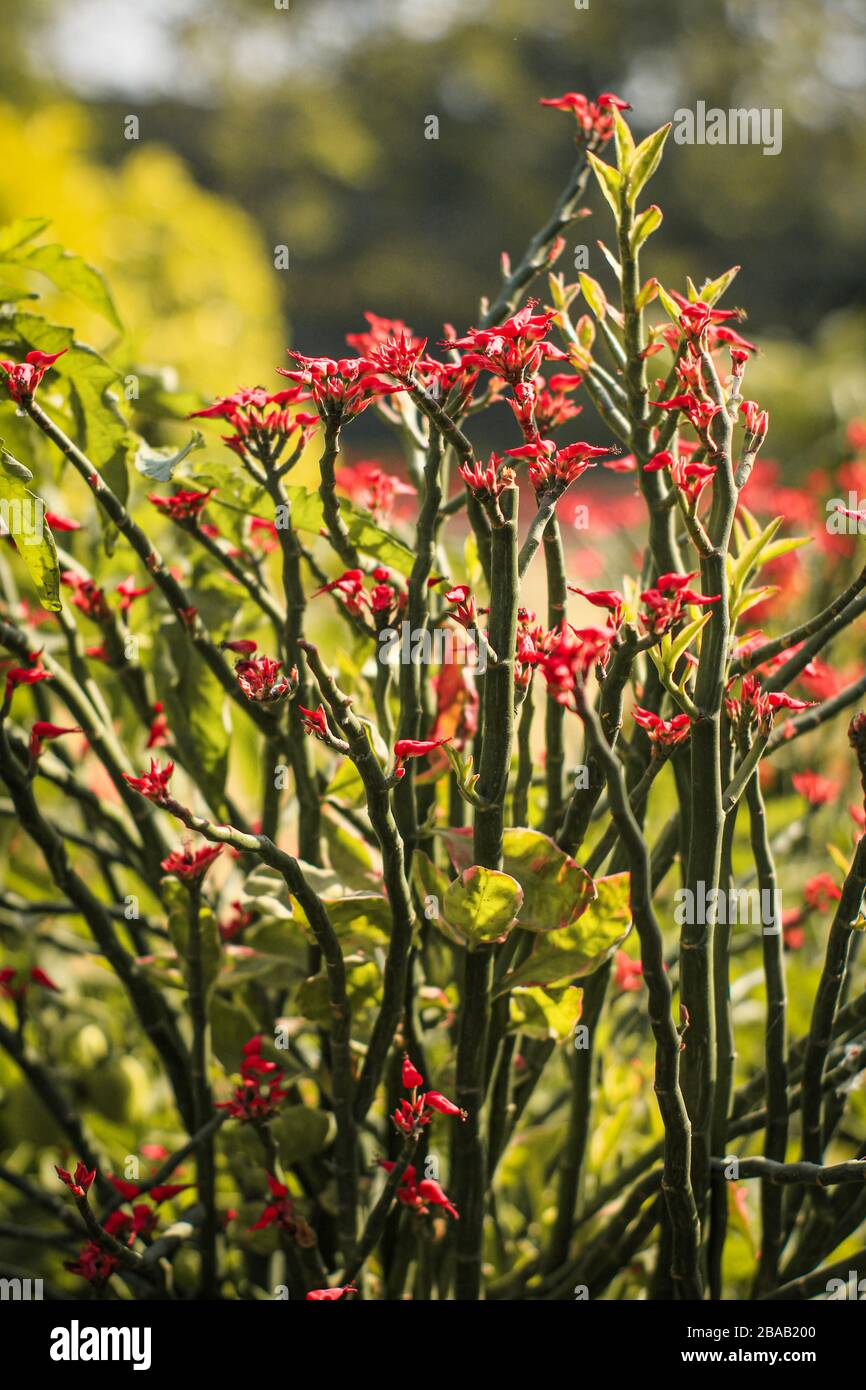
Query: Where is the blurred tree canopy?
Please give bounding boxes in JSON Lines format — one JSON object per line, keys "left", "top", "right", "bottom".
{"left": 0, "top": 0, "right": 863, "bottom": 455}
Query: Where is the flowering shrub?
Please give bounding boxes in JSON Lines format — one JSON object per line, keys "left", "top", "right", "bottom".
{"left": 1, "top": 92, "right": 865, "bottom": 1304}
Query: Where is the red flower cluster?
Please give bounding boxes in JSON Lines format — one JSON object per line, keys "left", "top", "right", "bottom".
{"left": 149, "top": 487, "right": 215, "bottom": 523}
{"left": 447, "top": 305, "right": 569, "bottom": 386}
{"left": 124, "top": 758, "right": 175, "bottom": 803}
{"left": 0, "top": 348, "right": 67, "bottom": 403}
{"left": 249, "top": 1172, "right": 315, "bottom": 1245}
{"left": 458, "top": 454, "right": 515, "bottom": 501}
{"left": 378, "top": 1161, "right": 460, "bottom": 1221}
{"left": 532, "top": 624, "right": 616, "bottom": 705}
{"left": 644, "top": 446, "right": 716, "bottom": 506}
{"left": 277, "top": 352, "right": 402, "bottom": 422}
{"left": 507, "top": 437, "right": 613, "bottom": 491}
{"left": 509, "top": 372, "right": 583, "bottom": 438}
{"left": 235, "top": 654, "right": 292, "bottom": 703}
{"left": 391, "top": 1053, "right": 467, "bottom": 1135}
{"left": 61, "top": 570, "right": 110, "bottom": 622}
{"left": 632, "top": 705, "right": 692, "bottom": 749}
{"left": 335, "top": 459, "right": 416, "bottom": 520}
{"left": 539, "top": 91, "right": 631, "bottom": 145}
{"left": 724, "top": 674, "right": 814, "bottom": 730}
{"left": 160, "top": 842, "right": 222, "bottom": 882}
{"left": 639, "top": 572, "right": 720, "bottom": 637}
{"left": 0, "top": 965, "right": 60, "bottom": 999}
{"left": 219, "top": 1035, "right": 289, "bottom": 1123}
{"left": 313, "top": 566, "right": 404, "bottom": 625}
{"left": 191, "top": 386, "right": 317, "bottom": 463}
{"left": 55, "top": 1160, "right": 96, "bottom": 1198}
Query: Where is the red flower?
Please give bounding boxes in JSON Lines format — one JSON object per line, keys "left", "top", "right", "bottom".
{"left": 639, "top": 572, "right": 720, "bottom": 637}
{"left": 235, "top": 654, "right": 290, "bottom": 703}
{"left": 393, "top": 736, "right": 451, "bottom": 780}
{"left": 335, "top": 459, "right": 416, "bottom": 520}
{"left": 146, "top": 701, "right": 169, "bottom": 749}
{"left": 1, "top": 965, "right": 61, "bottom": 999}
{"left": 116, "top": 576, "right": 154, "bottom": 612}
{"left": 506, "top": 438, "right": 613, "bottom": 490}
{"left": 56, "top": 1161, "right": 96, "bottom": 1198}
{"left": 614, "top": 950, "right": 644, "bottom": 993}
{"left": 5, "top": 662, "right": 52, "bottom": 699}
{"left": 220, "top": 639, "right": 258, "bottom": 655}
{"left": 791, "top": 771, "right": 840, "bottom": 807}
{"left": 447, "top": 305, "right": 568, "bottom": 385}
{"left": 62, "top": 570, "right": 110, "bottom": 622}
{"left": 28, "top": 721, "right": 82, "bottom": 760}
{"left": 740, "top": 400, "right": 770, "bottom": 439}
{"left": 678, "top": 300, "right": 714, "bottom": 340}
{"left": 804, "top": 873, "right": 842, "bottom": 912}
{"left": 277, "top": 352, "right": 402, "bottom": 421}
{"left": 569, "top": 586, "right": 624, "bottom": 625}
{"left": 402, "top": 1053, "right": 423, "bottom": 1089}
{"left": 298, "top": 703, "right": 329, "bottom": 739}
{"left": 535, "top": 624, "right": 616, "bottom": 705}
{"left": 416, "top": 1178, "right": 460, "bottom": 1220}
{"left": 632, "top": 706, "right": 692, "bottom": 749}
{"left": 149, "top": 488, "right": 215, "bottom": 523}
{"left": 0, "top": 348, "right": 67, "bottom": 403}
{"left": 66, "top": 1241, "right": 118, "bottom": 1286}
{"left": 123, "top": 758, "right": 175, "bottom": 803}
{"left": 423, "top": 1090, "right": 467, "bottom": 1119}
{"left": 44, "top": 511, "right": 80, "bottom": 532}
{"left": 218, "top": 1035, "right": 289, "bottom": 1122}
{"left": 160, "top": 843, "right": 222, "bottom": 882}
{"left": 459, "top": 454, "right": 514, "bottom": 500}
{"left": 539, "top": 92, "right": 626, "bottom": 144}
{"left": 249, "top": 1173, "right": 296, "bottom": 1232}
{"left": 29, "top": 966, "right": 61, "bottom": 991}
{"left": 306, "top": 1283, "right": 358, "bottom": 1301}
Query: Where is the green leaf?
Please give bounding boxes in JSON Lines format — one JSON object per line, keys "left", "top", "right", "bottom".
{"left": 441, "top": 866, "right": 523, "bottom": 950}
{"left": 0, "top": 218, "right": 51, "bottom": 255}
{"left": 295, "top": 958, "right": 381, "bottom": 1026}
{"left": 578, "top": 272, "right": 608, "bottom": 321}
{"left": 501, "top": 827, "right": 596, "bottom": 933}
{"left": 284, "top": 485, "right": 416, "bottom": 575}
{"left": 272, "top": 1106, "right": 331, "bottom": 1165}
{"left": 656, "top": 282, "right": 683, "bottom": 325}
{"left": 730, "top": 515, "right": 783, "bottom": 592}
{"left": 627, "top": 124, "right": 671, "bottom": 205}
{"left": 211, "top": 995, "right": 260, "bottom": 1073}
{"left": 700, "top": 265, "right": 741, "bottom": 306}
{"left": 631, "top": 205, "right": 663, "bottom": 251}
{"left": 508, "top": 984, "right": 583, "bottom": 1042}
{"left": 612, "top": 108, "right": 636, "bottom": 174}
{"left": 0, "top": 447, "right": 61, "bottom": 610}
{"left": 596, "top": 240, "right": 622, "bottom": 283}
{"left": 318, "top": 894, "right": 392, "bottom": 952}
{"left": 586, "top": 152, "right": 623, "bottom": 221}
{"left": 497, "top": 872, "right": 632, "bottom": 993}
{"left": 12, "top": 243, "right": 122, "bottom": 332}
